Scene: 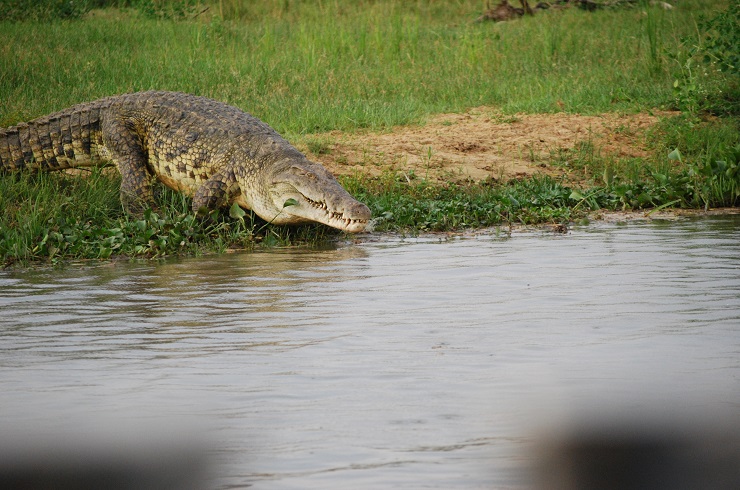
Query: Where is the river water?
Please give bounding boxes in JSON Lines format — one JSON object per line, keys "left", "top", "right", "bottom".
{"left": 1, "top": 216, "right": 739, "bottom": 489}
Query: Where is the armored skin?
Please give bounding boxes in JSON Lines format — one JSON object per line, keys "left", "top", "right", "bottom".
{"left": 0, "top": 91, "right": 371, "bottom": 232}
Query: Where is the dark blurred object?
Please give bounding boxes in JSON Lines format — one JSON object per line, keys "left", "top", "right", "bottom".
{"left": 534, "top": 418, "right": 740, "bottom": 490}
{"left": 0, "top": 427, "right": 210, "bottom": 490}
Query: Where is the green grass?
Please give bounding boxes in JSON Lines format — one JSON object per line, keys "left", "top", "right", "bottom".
{"left": 1, "top": 0, "right": 729, "bottom": 131}
{"left": 0, "top": 169, "right": 339, "bottom": 267}
{"left": 1, "top": 0, "right": 738, "bottom": 265}
{"left": 344, "top": 172, "right": 576, "bottom": 232}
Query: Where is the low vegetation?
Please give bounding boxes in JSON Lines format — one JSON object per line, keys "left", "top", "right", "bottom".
{"left": 1, "top": 0, "right": 738, "bottom": 266}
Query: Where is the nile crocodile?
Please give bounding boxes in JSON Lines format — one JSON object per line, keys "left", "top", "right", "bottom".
{"left": 0, "top": 91, "right": 370, "bottom": 232}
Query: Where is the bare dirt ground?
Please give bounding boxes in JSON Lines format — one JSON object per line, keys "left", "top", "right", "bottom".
{"left": 304, "top": 108, "right": 740, "bottom": 226}
{"left": 301, "top": 107, "right": 679, "bottom": 184}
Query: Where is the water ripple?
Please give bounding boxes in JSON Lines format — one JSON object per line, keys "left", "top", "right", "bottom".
{"left": 1, "top": 216, "right": 739, "bottom": 489}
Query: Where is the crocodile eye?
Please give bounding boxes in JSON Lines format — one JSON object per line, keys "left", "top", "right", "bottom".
{"left": 290, "top": 166, "right": 317, "bottom": 180}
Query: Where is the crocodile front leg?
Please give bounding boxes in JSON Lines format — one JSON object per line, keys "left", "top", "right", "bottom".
{"left": 192, "top": 169, "right": 239, "bottom": 215}
{"left": 101, "top": 116, "right": 155, "bottom": 214}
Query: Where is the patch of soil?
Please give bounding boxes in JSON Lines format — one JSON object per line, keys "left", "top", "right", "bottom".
{"left": 302, "top": 107, "right": 678, "bottom": 185}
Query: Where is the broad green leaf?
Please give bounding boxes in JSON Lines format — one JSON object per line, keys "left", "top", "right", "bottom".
{"left": 229, "top": 202, "right": 246, "bottom": 219}
{"left": 667, "top": 148, "right": 683, "bottom": 162}
{"left": 603, "top": 167, "right": 615, "bottom": 186}
{"left": 283, "top": 198, "right": 298, "bottom": 208}
{"left": 569, "top": 190, "right": 585, "bottom": 200}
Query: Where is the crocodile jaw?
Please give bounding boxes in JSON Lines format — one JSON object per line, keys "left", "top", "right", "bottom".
{"left": 269, "top": 192, "right": 371, "bottom": 232}
{"left": 265, "top": 161, "right": 371, "bottom": 232}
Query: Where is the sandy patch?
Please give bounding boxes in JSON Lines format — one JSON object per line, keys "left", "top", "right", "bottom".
{"left": 301, "top": 107, "right": 678, "bottom": 184}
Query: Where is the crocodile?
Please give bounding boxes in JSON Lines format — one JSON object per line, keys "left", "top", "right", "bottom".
{"left": 0, "top": 91, "right": 370, "bottom": 232}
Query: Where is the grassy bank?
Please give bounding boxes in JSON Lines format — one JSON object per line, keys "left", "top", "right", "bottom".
{"left": 1, "top": 0, "right": 738, "bottom": 265}
{"left": 2, "top": 0, "right": 736, "bottom": 130}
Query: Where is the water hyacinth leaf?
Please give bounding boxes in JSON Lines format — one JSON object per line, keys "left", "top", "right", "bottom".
{"left": 229, "top": 202, "right": 246, "bottom": 220}
{"left": 637, "top": 192, "right": 653, "bottom": 205}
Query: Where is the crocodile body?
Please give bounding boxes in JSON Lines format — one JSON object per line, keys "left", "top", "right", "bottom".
{"left": 0, "top": 91, "right": 370, "bottom": 232}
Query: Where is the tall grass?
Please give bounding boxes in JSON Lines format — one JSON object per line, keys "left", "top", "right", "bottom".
{"left": 0, "top": 0, "right": 724, "bottom": 134}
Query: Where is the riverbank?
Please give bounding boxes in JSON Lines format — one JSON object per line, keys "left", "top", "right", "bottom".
{"left": 1, "top": 0, "right": 737, "bottom": 266}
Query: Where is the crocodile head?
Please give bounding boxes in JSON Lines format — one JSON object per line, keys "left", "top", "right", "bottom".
{"left": 246, "top": 158, "right": 371, "bottom": 233}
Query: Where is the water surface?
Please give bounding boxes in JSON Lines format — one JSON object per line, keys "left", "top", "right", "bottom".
{"left": 1, "top": 216, "right": 739, "bottom": 488}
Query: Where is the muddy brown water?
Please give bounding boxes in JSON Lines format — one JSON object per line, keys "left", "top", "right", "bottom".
{"left": 1, "top": 216, "right": 739, "bottom": 489}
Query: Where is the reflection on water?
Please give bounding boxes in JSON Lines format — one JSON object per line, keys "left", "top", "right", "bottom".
{"left": 1, "top": 216, "right": 739, "bottom": 489}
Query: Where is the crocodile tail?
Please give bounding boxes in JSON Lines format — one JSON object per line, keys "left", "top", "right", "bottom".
{"left": 0, "top": 104, "right": 105, "bottom": 172}
{"left": 0, "top": 124, "right": 30, "bottom": 171}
